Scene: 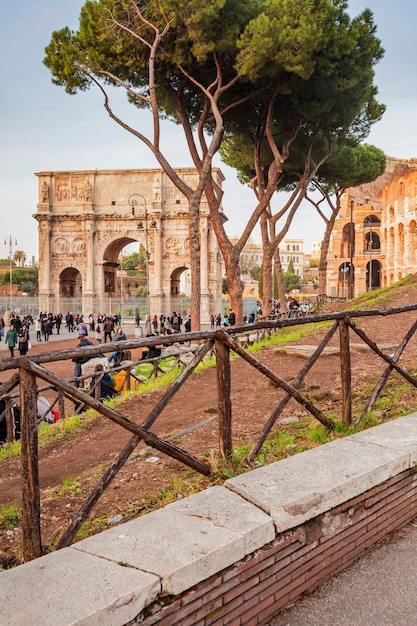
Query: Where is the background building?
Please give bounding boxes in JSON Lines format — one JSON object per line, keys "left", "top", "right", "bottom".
{"left": 326, "top": 157, "right": 417, "bottom": 297}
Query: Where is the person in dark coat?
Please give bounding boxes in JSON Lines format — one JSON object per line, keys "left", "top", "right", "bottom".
{"left": 72, "top": 335, "right": 96, "bottom": 387}
{"left": 17, "top": 323, "right": 30, "bottom": 356}
{"left": 90, "top": 364, "right": 116, "bottom": 401}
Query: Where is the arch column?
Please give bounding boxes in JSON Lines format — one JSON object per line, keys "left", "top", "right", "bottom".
{"left": 200, "top": 216, "right": 211, "bottom": 322}
{"left": 82, "top": 219, "right": 96, "bottom": 314}
{"left": 150, "top": 220, "right": 164, "bottom": 316}
{"left": 38, "top": 216, "right": 53, "bottom": 312}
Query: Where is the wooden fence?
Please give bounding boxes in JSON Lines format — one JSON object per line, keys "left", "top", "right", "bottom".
{"left": 1, "top": 303, "right": 417, "bottom": 562}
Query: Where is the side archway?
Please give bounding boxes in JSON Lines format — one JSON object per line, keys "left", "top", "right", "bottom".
{"left": 59, "top": 268, "right": 83, "bottom": 314}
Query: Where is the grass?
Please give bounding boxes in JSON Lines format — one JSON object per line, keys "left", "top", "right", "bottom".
{"left": 58, "top": 476, "right": 82, "bottom": 497}
{"left": 9, "top": 362, "right": 417, "bottom": 549}
{"left": 346, "top": 274, "right": 417, "bottom": 311}
{"left": 246, "top": 322, "right": 331, "bottom": 352}
{"left": 71, "top": 372, "right": 417, "bottom": 539}
{"left": 0, "top": 502, "right": 22, "bottom": 531}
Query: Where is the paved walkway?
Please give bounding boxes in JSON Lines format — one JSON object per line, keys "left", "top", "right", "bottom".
{"left": 269, "top": 521, "right": 417, "bottom": 626}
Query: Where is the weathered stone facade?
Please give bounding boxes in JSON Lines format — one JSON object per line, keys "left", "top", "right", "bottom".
{"left": 34, "top": 168, "right": 223, "bottom": 321}
{"left": 326, "top": 157, "right": 417, "bottom": 297}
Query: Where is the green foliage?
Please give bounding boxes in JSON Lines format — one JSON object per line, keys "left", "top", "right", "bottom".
{"left": 0, "top": 268, "right": 38, "bottom": 287}
{"left": 121, "top": 252, "right": 140, "bottom": 270}
{"left": 0, "top": 502, "right": 22, "bottom": 530}
{"left": 311, "top": 143, "right": 386, "bottom": 194}
{"left": 305, "top": 425, "right": 330, "bottom": 445}
{"left": 135, "top": 285, "right": 148, "bottom": 297}
{"left": 283, "top": 271, "right": 300, "bottom": 293}
{"left": 59, "top": 476, "right": 82, "bottom": 497}
{"left": 249, "top": 265, "right": 261, "bottom": 281}
{"left": 0, "top": 439, "right": 21, "bottom": 462}
{"left": 43, "top": 0, "right": 385, "bottom": 321}
{"left": 73, "top": 515, "right": 109, "bottom": 542}
{"left": 13, "top": 250, "right": 26, "bottom": 267}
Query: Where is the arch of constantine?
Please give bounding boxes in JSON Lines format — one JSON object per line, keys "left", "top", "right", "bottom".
{"left": 34, "top": 168, "right": 223, "bottom": 322}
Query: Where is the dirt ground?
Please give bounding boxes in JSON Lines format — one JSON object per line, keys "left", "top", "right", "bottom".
{"left": 2, "top": 285, "right": 417, "bottom": 566}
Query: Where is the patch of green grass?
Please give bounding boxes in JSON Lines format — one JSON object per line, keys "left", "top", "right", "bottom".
{"left": 0, "top": 439, "right": 21, "bottom": 462}
{"left": 305, "top": 425, "right": 331, "bottom": 445}
{"left": 74, "top": 514, "right": 109, "bottom": 542}
{"left": 0, "top": 502, "right": 22, "bottom": 530}
{"left": 58, "top": 476, "right": 82, "bottom": 497}
{"left": 246, "top": 324, "right": 324, "bottom": 352}
{"left": 346, "top": 274, "right": 417, "bottom": 311}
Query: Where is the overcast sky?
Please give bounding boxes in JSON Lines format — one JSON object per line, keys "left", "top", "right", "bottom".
{"left": 1, "top": 0, "right": 416, "bottom": 261}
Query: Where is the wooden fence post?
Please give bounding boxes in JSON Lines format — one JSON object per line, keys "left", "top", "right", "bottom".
{"left": 19, "top": 365, "right": 42, "bottom": 561}
{"left": 5, "top": 398, "right": 14, "bottom": 443}
{"left": 215, "top": 335, "right": 232, "bottom": 458}
{"left": 58, "top": 391, "right": 65, "bottom": 421}
{"left": 339, "top": 319, "right": 352, "bottom": 425}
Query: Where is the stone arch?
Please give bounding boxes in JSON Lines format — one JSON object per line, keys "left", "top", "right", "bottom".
{"left": 59, "top": 267, "right": 82, "bottom": 299}
{"left": 398, "top": 223, "right": 404, "bottom": 260}
{"left": 389, "top": 206, "right": 395, "bottom": 222}
{"left": 409, "top": 220, "right": 417, "bottom": 263}
{"left": 340, "top": 223, "right": 355, "bottom": 258}
{"left": 169, "top": 266, "right": 189, "bottom": 316}
{"left": 338, "top": 262, "right": 354, "bottom": 298}
{"left": 35, "top": 168, "right": 223, "bottom": 324}
{"left": 365, "top": 259, "right": 381, "bottom": 291}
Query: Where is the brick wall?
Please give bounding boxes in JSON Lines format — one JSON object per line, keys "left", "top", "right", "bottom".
{"left": 134, "top": 469, "right": 417, "bottom": 625}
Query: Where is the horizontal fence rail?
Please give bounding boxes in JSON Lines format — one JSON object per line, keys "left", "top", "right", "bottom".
{"left": 1, "top": 303, "right": 417, "bottom": 561}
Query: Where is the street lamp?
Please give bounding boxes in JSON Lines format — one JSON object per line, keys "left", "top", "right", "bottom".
{"left": 128, "top": 194, "right": 156, "bottom": 333}
{"left": 349, "top": 200, "right": 354, "bottom": 298}
{"left": 119, "top": 248, "right": 126, "bottom": 326}
{"left": 340, "top": 264, "right": 350, "bottom": 299}
{"left": 4, "top": 235, "right": 17, "bottom": 312}
{"left": 364, "top": 217, "right": 373, "bottom": 292}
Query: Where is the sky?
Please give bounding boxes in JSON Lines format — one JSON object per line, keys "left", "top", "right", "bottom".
{"left": 1, "top": 0, "right": 416, "bottom": 262}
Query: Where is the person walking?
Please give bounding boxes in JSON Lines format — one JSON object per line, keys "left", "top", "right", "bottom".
{"left": 17, "top": 323, "right": 30, "bottom": 356}
{"left": 41, "top": 317, "right": 50, "bottom": 342}
{"left": 5, "top": 324, "right": 18, "bottom": 358}
{"left": 55, "top": 313, "right": 63, "bottom": 335}
{"left": 102, "top": 316, "right": 114, "bottom": 343}
{"left": 35, "top": 317, "right": 42, "bottom": 341}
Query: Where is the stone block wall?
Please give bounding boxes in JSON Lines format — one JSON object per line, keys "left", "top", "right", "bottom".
{"left": 135, "top": 470, "right": 417, "bottom": 625}
{"left": 3, "top": 413, "right": 417, "bottom": 625}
